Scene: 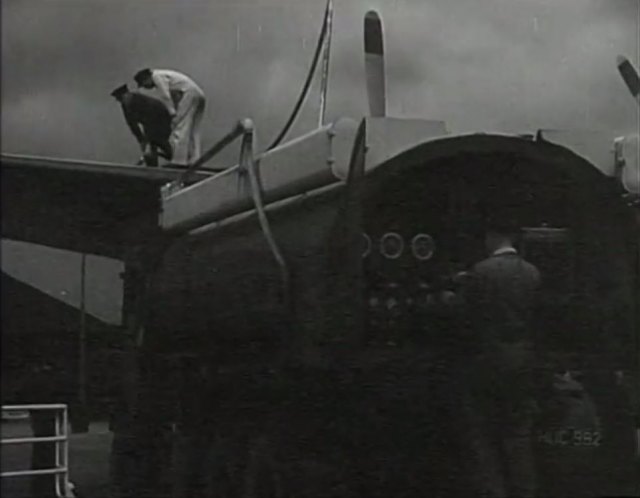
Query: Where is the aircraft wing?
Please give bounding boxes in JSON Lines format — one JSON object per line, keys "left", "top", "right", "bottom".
{"left": 1, "top": 153, "right": 212, "bottom": 259}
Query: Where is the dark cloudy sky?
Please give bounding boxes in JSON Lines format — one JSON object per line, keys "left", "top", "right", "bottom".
{"left": 2, "top": 0, "right": 638, "bottom": 166}
{"left": 1, "top": 0, "right": 638, "bottom": 324}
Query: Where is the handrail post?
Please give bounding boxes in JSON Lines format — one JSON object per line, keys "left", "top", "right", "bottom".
{"left": 1, "top": 404, "right": 71, "bottom": 497}
{"left": 74, "top": 253, "right": 89, "bottom": 434}
{"left": 55, "top": 408, "right": 61, "bottom": 496}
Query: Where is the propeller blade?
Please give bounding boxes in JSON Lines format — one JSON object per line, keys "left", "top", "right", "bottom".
{"left": 364, "top": 10, "right": 386, "bottom": 117}
{"left": 617, "top": 55, "right": 640, "bottom": 105}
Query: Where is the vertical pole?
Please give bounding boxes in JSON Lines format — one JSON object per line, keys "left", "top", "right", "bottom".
{"left": 110, "top": 260, "right": 142, "bottom": 496}
{"left": 76, "top": 253, "right": 88, "bottom": 433}
{"left": 55, "top": 408, "right": 61, "bottom": 497}
{"left": 63, "top": 406, "right": 69, "bottom": 495}
{"left": 318, "top": 0, "right": 333, "bottom": 127}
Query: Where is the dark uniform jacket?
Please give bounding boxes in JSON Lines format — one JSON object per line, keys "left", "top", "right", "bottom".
{"left": 465, "top": 248, "right": 541, "bottom": 348}
{"left": 120, "top": 93, "right": 172, "bottom": 146}
{"left": 460, "top": 248, "right": 541, "bottom": 391}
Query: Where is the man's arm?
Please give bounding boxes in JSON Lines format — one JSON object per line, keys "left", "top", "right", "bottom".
{"left": 152, "top": 72, "right": 177, "bottom": 117}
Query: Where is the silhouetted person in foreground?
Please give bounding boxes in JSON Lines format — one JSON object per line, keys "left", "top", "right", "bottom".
{"left": 111, "top": 84, "right": 173, "bottom": 167}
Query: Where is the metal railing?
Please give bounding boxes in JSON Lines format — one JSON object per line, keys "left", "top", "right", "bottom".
{"left": 1, "top": 404, "right": 71, "bottom": 498}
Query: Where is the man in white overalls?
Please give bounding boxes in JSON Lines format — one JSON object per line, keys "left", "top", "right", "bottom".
{"left": 134, "top": 68, "right": 206, "bottom": 166}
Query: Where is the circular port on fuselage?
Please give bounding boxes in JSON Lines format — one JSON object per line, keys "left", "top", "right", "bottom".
{"left": 380, "top": 232, "right": 404, "bottom": 259}
{"left": 411, "top": 233, "right": 435, "bottom": 261}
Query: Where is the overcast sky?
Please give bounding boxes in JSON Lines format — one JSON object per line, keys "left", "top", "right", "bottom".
{"left": 1, "top": 0, "right": 638, "bottom": 324}
{"left": 2, "top": 0, "right": 638, "bottom": 166}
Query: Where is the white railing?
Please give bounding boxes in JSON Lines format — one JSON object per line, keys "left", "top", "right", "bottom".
{"left": 1, "top": 404, "right": 71, "bottom": 498}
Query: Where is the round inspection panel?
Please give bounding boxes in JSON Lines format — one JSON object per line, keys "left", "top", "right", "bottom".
{"left": 411, "top": 233, "right": 435, "bottom": 261}
{"left": 361, "top": 233, "right": 372, "bottom": 258}
{"left": 380, "top": 232, "right": 404, "bottom": 259}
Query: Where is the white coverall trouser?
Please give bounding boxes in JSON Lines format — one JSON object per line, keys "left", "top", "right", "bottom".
{"left": 171, "top": 87, "right": 206, "bottom": 165}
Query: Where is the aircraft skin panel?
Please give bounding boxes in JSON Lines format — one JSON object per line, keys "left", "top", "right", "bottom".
{"left": 258, "top": 117, "right": 358, "bottom": 202}
{"left": 357, "top": 131, "right": 612, "bottom": 198}
{"left": 160, "top": 118, "right": 360, "bottom": 233}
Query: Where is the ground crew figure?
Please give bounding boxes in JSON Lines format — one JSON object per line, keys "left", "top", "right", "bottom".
{"left": 134, "top": 69, "right": 206, "bottom": 166}
{"left": 458, "top": 217, "right": 541, "bottom": 498}
{"left": 111, "top": 84, "right": 173, "bottom": 167}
